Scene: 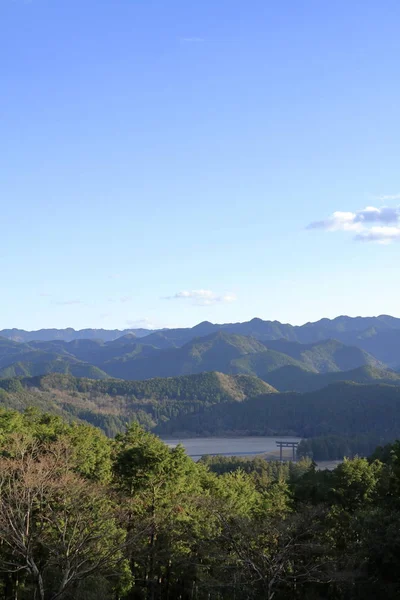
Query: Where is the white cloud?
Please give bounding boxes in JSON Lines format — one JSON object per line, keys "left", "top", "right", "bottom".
{"left": 164, "top": 290, "right": 236, "bottom": 306}
{"left": 355, "top": 226, "right": 400, "bottom": 244}
{"left": 120, "top": 296, "right": 132, "bottom": 303}
{"left": 39, "top": 293, "right": 52, "bottom": 297}
{"left": 355, "top": 206, "right": 400, "bottom": 224}
{"left": 308, "top": 205, "right": 400, "bottom": 244}
{"left": 307, "top": 211, "right": 364, "bottom": 232}
{"left": 126, "top": 318, "right": 157, "bottom": 330}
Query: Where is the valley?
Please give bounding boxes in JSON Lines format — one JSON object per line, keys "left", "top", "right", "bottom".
{"left": 1, "top": 314, "right": 400, "bottom": 462}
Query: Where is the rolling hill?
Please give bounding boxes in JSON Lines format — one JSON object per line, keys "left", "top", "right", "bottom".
{"left": 155, "top": 381, "right": 400, "bottom": 439}
{"left": 0, "top": 338, "right": 109, "bottom": 379}
{"left": 0, "top": 372, "right": 275, "bottom": 436}
{"left": 102, "top": 332, "right": 270, "bottom": 379}
{"left": 98, "top": 332, "right": 383, "bottom": 383}
{"left": 262, "top": 338, "right": 381, "bottom": 373}
{"left": 266, "top": 364, "right": 400, "bottom": 393}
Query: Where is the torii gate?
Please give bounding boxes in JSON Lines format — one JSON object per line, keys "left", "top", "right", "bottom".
{"left": 276, "top": 440, "right": 299, "bottom": 462}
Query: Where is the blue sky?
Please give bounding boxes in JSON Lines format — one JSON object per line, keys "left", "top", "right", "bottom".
{"left": 1, "top": 0, "right": 400, "bottom": 330}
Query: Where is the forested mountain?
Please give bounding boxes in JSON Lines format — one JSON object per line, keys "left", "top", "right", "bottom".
{"left": 103, "top": 332, "right": 307, "bottom": 380}
{"left": 2, "top": 369, "right": 400, "bottom": 452}
{"left": 0, "top": 337, "right": 110, "bottom": 379}
{"left": 342, "top": 329, "right": 400, "bottom": 368}
{"left": 267, "top": 365, "right": 400, "bottom": 393}
{"left": 156, "top": 382, "right": 400, "bottom": 440}
{"left": 3, "top": 314, "right": 400, "bottom": 368}
{"left": 0, "top": 371, "right": 275, "bottom": 436}
{"left": 262, "top": 338, "right": 381, "bottom": 372}
{"left": 0, "top": 330, "right": 385, "bottom": 388}
{"left": 0, "top": 358, "right": 108, "bottom": 380}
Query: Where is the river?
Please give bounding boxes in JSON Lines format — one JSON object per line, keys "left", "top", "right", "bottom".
{"left": 160, "top": 436, "right": 302, "bottom": 461}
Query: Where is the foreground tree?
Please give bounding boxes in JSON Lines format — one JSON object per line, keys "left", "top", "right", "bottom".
{"left": 0, "top": 440, "right": 130, "bottom": 600}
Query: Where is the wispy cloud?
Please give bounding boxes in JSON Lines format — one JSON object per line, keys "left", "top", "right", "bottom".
{"left": 54, "top": 299, "right": 84, "bottom": 306}
{"left": 355, "top": 226, "right": 400, "bottom": 244}
{"left": 375, "top": 194, "right": 400, "bottom": 202}
{"left": 126, "top": 318, "right": 157, "bottom": 330}
{"left": 39, "top": 293, "right": 52, "bottom": 297}
{"left": 163, "top": 289, "right": 236, "bottom": 306}
{"left": 120, "top": 296, "right": 132, "bottom": 303}
{"left": 107, "top": 274, "right": 121, "bottom": 280}
{"left": 307, "top": 211, "right": 364, "bottom": 233}
{"left": 307, "top": 205, "right": 400, "bottom": 244}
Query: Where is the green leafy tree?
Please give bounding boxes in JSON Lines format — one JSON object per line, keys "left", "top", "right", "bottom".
{"left": 0, "top": 441, "right": 130, "bottom": 600}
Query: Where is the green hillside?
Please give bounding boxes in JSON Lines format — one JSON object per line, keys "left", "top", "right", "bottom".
{"left": 155, "top": 381, "right": 400, "bottom": 439}
{"left": 264, "top": 338, "right": 381, "bottom": 372}
{"left": 103, "top": 332, "right": 270, "bottom": 379}
{"left": 231, "top": 350, "right": 311, "bottom": 379}
{"left": 266, "top": 364, "right": 400, "bottom": 393}
{"left": 103, "top": 331, "right": 377, "bottom": 382}
{"left": 0, "top": 350, "right": 109, "bottom": 380}
{"left": 0, "top": 372, "right": 275, "bottom": 436}
{"left": 345, "top": 329, "right": 400, "bottom": 368}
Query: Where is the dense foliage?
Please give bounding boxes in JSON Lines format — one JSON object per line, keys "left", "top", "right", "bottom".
{"left": 266, "top": 364, "right": 400, "bottom": 393}
{"left": 0, "top": 372, "right": 274, "bottom": 436}
{"left": 2, "top": 375, "right": 400, "bottom": 460}
{"left": 156, "top": 381, "right": 400, "bottom": 441}
{"left": 297, "top": 434, "right": 385, "bottom": 461}
{"left": 0, "top": 408, "right": 400, "bottom": 598}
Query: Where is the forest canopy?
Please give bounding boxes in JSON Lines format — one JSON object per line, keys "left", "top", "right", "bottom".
{"left": 0, "top": 408, "right": 399, "bottom": 599}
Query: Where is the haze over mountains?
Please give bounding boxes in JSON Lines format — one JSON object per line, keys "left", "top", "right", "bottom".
{"left": 1, "top": 314, "right": 400, "bottom": 447}
{"left": 2, "top": 312, "right": 400, "bottom": 361}
{"left": 0, "top": 315, "right": 399, "bottom": 391}
{"left": 0, "top": 327, "right": 153, "bottom": 343}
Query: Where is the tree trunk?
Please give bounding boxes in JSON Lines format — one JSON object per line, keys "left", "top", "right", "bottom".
{"left": 147, "top": 488, "right": 157, "bottom": 600}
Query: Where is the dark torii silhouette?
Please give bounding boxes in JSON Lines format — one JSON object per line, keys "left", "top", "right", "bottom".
{"left": 276, "top": 440, "right": 299, "bottom": 462}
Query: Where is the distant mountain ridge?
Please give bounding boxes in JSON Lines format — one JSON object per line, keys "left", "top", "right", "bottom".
{"left": 266, "top": 365, "right": 400, "bottom": 393}
{"left": 0, "top": 327, "right": 154, "bottom": 343}
{"left": 3, "top": 314, "right": 400, "bottom": 347}
{"left": 0, "top": 329, "right": 388, "bottom": 394}
{"left": 1, "top": 315, "right": 400, "bottom": 390}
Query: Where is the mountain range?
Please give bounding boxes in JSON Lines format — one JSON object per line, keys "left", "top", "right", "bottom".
{"left": 1, "top": 315, "right": 400, "bottom": 451}
{"left": 2, "top": 313, "right": 400, "bottom": 363}
{"left": 2, "top": 312, "right": 399, "bottom": 342}
{"left": 0, "top": 330, "right": 387, "bottom": 392}
{"left": 1, "top": 314, "right": 400, "bottom": 393}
